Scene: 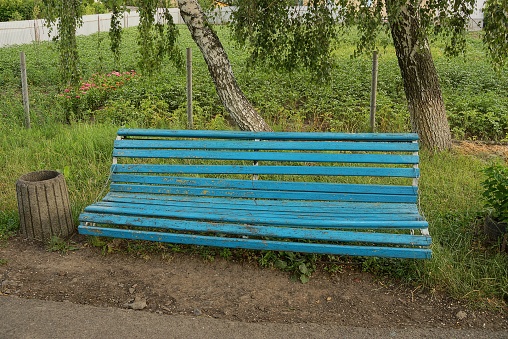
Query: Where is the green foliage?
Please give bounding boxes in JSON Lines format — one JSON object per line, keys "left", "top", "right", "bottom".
{"left": 361, "top": 257, "right": 423, "bottom": 282}
{"left": 58, "top": 70, "right": 139, "bottom": 121}
{"left": 0, "top": 211, "right": 19, "bottom": 241}
{"left": 104, "top": 0, "right": 125, "bottom": 68}
{"left": 231, "top": 0, "right": 337, "bottom": 79}
{"left": 137, "top": 0, "right": 183, "bottom": 75}
{"left": 230, "top": 0, "right": 499, "bottom": 78}
{"left": 47, "top": 236, "right": 79, "bottom": 253}
{"left": 259, "top": 251, "right": 317, "bottom": 283}
{"left": 0, "top": 0, "right": 39, "bottom": 22}
{"left": 483, "top": 0, "right": 508, "bottom": 70}
{"left": 482, "top": 164, "right": 508, "bottom": 223}
{"left": 438, "top": 53, "right": 508, "bottom": 141}
{"left": 88, "top": 236, "right": 109, "bottom": 254}
{"left": 83, "top": 0, "right": 108, "bottom": 15}
{"left": 418, "top": 151, "right": 508, "bottom": 302}
{"left": 42, "top": 0, "right": 84, "bottom": 86}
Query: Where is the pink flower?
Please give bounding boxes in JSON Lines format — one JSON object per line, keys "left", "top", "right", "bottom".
{"left": 64, "top": 88, "right": 70, "bottom": 93}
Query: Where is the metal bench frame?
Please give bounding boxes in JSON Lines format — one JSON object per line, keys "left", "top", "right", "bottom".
{"left": 78, "top": 129, "right": 431, "bottom": 259}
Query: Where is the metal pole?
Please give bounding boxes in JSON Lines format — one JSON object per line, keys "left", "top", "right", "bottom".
{"left": 20, "top": 52, "right": 31, "bottom": 129}
{"left": 370, "top": 50, "right": 378, "bottom": 133}
{"left": 186, "top": 47, "right": 193, "bottom": 129}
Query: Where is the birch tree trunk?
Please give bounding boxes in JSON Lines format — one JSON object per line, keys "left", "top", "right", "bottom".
{"left": 386, "top": 0, "right": 452, "bottom": 151}
{"left": 177, "top": 0, "right": 272, "bottom": 132}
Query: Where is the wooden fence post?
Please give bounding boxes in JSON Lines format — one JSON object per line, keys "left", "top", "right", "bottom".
{"left": 20, "top": 52, "right": 30, "bottom": 129}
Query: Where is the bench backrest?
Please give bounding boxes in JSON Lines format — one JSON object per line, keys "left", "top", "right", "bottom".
{"left": 110, "top": 129, "right": 420, "bottom": 204}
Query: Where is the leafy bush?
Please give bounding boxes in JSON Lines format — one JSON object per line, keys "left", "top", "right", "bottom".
{"left": 0, "top": 0, "right": 108, "bottom": 22}
{"left": 83, "top": 1, "right": 108, "bottom": 15}
{"left": 482, "top": 164, "right": 508, "bottom": 223}
{"left": 59, "top": 70, "right": 139, "bottom": 121}
{"left": 447, "top": 92, "right": 508, "bottom": 141}
{"left": 0, "top": 0, "right": 37, "bottom": 22}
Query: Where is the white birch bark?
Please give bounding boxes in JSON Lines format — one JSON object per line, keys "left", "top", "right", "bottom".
{"left": 177, "top": 0, "right": 272, "bottom": 131}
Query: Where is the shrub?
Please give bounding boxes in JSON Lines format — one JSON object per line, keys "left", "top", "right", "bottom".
{"left": 482, "top": 164, "right": 508, "bottom": 223}
{"left": 0, "top": 0, "right": 37, "bottom": 21}
{"left": 0, "top": 0, "right": 108, "bottom": 22}
{"left": 58, "top": 70, "right": 138, "bottom": 122}
{"left": 83, "top": 1, "right": 108, "bottom": 15}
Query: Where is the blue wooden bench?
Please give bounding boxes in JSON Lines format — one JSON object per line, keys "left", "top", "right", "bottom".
{"left": 78, "top": 129, "right": 431, "bottom": 259}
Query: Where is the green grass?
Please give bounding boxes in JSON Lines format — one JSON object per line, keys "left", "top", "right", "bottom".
{"left": 0, "top": 26, "right": 507, "bottom": 306}
{"left": 419, "top": 151, "right": 508, "bottom": 304}
{"left": 0, "top": 124, "right": 117, "bottom": 220}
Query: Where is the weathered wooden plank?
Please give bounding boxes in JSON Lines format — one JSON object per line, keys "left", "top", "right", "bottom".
{"left": 114, "top": 139, "right": 419, "bottom": 152}
{"left": 84, "top": 201, "right": 428, "bottom": 229}
{"left": 113, "top": 149, "right": 419, "bottom": 165}
{"left": 96, "top": 196, "right": 423, "bottom": 220}
{"left": 87, "top": 201, "right": 424, "bottom": 223}
{"left": 79, "top": 213, "right": 431, "bottom": 246}
{"left": 78, "top": 225, "right": 431, "bottom": 259}
{"left": 103, "top": 192, "right": 420, "bottom": 214}
{"left": 109, "top": 183, "right": 418, "bottom": 203}
{"left": 110, "top": 174, "right": 417, "bottom": 196}
{"left": 113, "top": 164, "right": 420, "bottom": 178}
{"left": 104, "top": 192, "right": 420, "bottom": 214}
{"left": 117, "top": 128, "right": 419, "bottom": 142}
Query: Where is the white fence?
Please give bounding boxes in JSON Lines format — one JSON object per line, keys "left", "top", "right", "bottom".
{"left": 0, "top": 9, "right": 187, "bottom": 48}
{"left": 0, "top": 6, "right": 484, "bottom": 48}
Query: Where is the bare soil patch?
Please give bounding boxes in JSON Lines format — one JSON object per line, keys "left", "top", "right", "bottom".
{"left": 1, "top": 236, "right": 507, "bottom": 331}
{"left": 453, "top": 140, "right": 508, "bottom": 161}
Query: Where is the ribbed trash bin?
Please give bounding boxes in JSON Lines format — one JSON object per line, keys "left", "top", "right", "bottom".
{"left": 16, "top": 170, "right": 74, "bottom": 242}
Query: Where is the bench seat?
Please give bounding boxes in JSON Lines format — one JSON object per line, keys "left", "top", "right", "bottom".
{"left": 78, "top": 129, "right": 431, "bottom": 259}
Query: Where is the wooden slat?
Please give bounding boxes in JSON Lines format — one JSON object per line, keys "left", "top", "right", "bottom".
{"left": 114, "top": 139, "right": 419, "bottom": 152}
{"left": 91, "top": 200, "right": 423, "bottom": 223}
{"left": 110, "top": 174, "right": 418, "bottom": 196}
{"left": 84, "top": 201, "right": 428, "bottom": 228}
{"left": 117, "top": 128, "right": 420, "bottom": 142}
{"left": 78, "top": 225, "right": 432, "bottom": 259}
{"left": 99, "top": 195, "right": 423, "bottom": 219}
{"left": 79, "top": 213, "right": 431, "bottom": 246}
{"left": 113, "top": 164, "right": 420, "bottom": 178}
{"left": 104, "top": 192, "right": 421, "bottom": 214}
{"left": 113, "top": 149, "right": 419, "bottom": 164}
{"left": 109, "top": 183, "right": 418, "bottom": 203}
{"left": 99, "top": 194, "right": 419, "bottom": 219}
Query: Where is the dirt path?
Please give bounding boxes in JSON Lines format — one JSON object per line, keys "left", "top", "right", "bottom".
{"left": 1, "top": 237, "right": 507, "bottom": 332}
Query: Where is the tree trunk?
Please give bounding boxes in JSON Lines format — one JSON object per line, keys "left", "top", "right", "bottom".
{"left": 386, "top": 0, "right": 452, "bottom": 151}
{"left": 176, "top": 0, "right": 272, "bottom": 132}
